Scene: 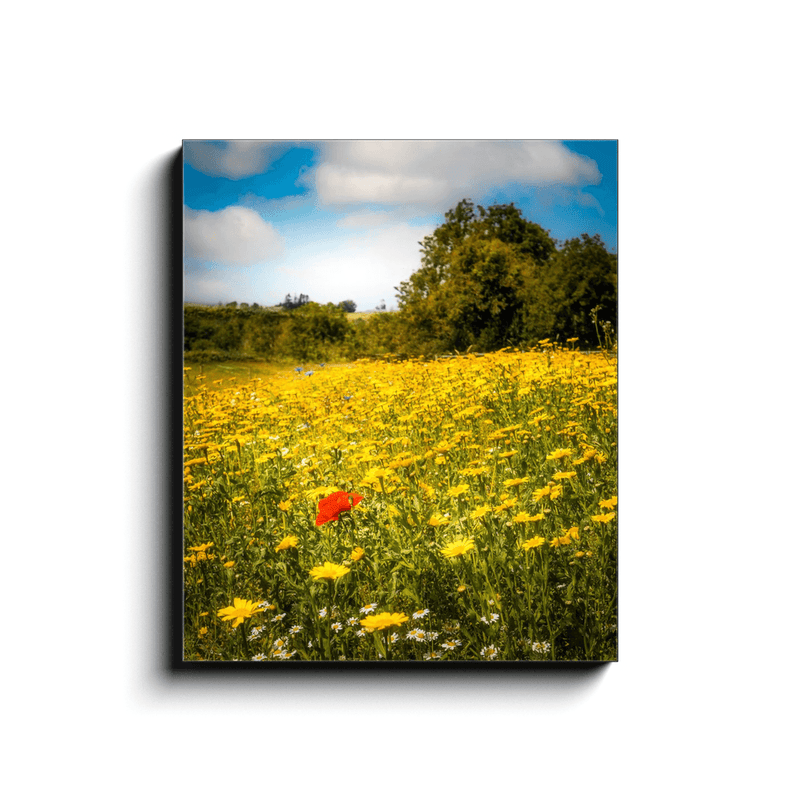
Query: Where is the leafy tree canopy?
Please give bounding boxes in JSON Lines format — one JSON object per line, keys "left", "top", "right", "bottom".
{"left": 523, "top": 233, "right": 617, "bottom": 345}
{"left": 395, "top": 199, "right": 616, "bottom": 353}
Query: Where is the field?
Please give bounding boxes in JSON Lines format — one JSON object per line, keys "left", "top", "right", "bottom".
{"left": 183, "top": 343, "right": 617, "bottom": 661}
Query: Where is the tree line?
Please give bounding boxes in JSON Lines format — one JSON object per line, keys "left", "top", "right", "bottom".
{"left": 395, "top": 199, "right": 616, "bottom": 355}
{"left": 184, "top": 199, "right": 616, "bottom": 362}
{"left": 184, "top": 301, "right": 403, "bottom": 363}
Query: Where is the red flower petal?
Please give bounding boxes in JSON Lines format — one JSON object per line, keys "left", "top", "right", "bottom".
{"left": 315, "top": 492, "right": 363, "bottom": 526}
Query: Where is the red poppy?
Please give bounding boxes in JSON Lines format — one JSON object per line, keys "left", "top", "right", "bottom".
{"left": 315, "top": 491, "right": 364, "bottom": 526}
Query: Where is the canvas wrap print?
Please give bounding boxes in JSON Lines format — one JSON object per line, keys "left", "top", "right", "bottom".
{"left": 182, "top": 140, "right": 618, "bottom": 662}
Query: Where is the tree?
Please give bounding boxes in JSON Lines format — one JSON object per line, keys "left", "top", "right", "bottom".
{"left": 281, "top": 293, "right": 310, "bottom": 311}
{"left": 395, "top": 199, "right": 617, "bottom": 354}
{"left": 407, "top": 199, "right": 555, "bottom": 286}
{"left": 395, "top": 199, "right": 555, "bottom": 353}
{"left": 338, "top": 299, "right": 357, "bottom": 313}
{"left": 522, "top": 234, "right": 617, "bottom": 345}
{"left": 441, "top": 238, "right": 531, "bottom": 351}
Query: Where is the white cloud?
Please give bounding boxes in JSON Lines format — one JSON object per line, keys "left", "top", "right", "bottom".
{"left": 317, "top": 164, "right": 450, "bottom": 206}
{"left": 184, "top": 141, "right": 279, "bottom": 180}
{"left": 314, "top": 141, "right": 601, "bottom": 209}
{"left": 184, "top": 206, "right": 284, "bottom": 266}
{"left": 237, "top": 192, "right": 309, "bottom": 217}
{"left": 336, "top": 210, "right": 395, "bottom": 228}
{"left": 575, "top": 190, "right": 605, "bottom": 215}
{"left": 537, "top": 185, "right": 605, "bottom": 217}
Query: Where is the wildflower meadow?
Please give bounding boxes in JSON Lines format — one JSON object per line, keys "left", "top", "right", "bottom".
{"left": 183, "top": 342, "right": 617, "bottom": 662}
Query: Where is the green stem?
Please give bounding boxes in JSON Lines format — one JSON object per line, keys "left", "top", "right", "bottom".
{"left": 322, "top": 581, "right": 334, "bottom": 659}
{"left": 240, "top": 623, "right": 250, "bottom": 660}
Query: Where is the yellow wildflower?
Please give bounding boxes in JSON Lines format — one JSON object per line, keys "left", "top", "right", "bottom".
{"left": 309, "top": 562, "right": 351, "bottom": 580}
{"left": 216, "top": 598, "right": 262, "bottom": 627}
{"left": 521, "top": 536, "right": 546, "bottom": 551}
{"left": 350, "top": 546, "right": 365, "bottom": 562}
{"left": 470, "top": 504, "right": 493, "bottom": 520}
{"left": 360, "top": 612, "right": 409, "bottom": 632}
{"left": 275, "top": 535, "right": 299, "bottom": 552}
{"left": 428, "top": 512, "right": 450, "bottom": 526}
{"left": 513, "top": 511, "right": 544, "bottom": 524}
{"left": 441, "top": 538, "right": 475, "bottom": 558}
{"left": 591, "top": 512, "right": 616, "bottom": 523}
{"left": 494, "top": 497, "right": 518, "bottom": 512}
{"left": 599, "top": 496, "right": 618, "bottom": 509}
{"left": 418, "top": 482, "right": 436, "bottom": 500}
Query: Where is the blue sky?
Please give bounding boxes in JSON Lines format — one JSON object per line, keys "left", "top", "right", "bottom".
{"left": 183, "top": 140, "right": 617, "bottom": 311}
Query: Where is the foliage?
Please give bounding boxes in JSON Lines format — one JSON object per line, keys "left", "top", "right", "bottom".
{"left": 521, "top": 234, "right": 618, "bottom": 345}
{"left": 274, "top": 302, "right": 350, "bottom": 362}
{"left": 338, "top": 299, "right": 357, "bottom": 313}
{"left": 184, "top": 303, "right": 416, "bottom": 363}
{"left": 184, "top": 304, "right": 288, "bottom": 361}
{"left": 396, "top": 199, "right": 616, "bottom": 353}
{"left": 346, "top": 312, "right": 405, "bottom": 358}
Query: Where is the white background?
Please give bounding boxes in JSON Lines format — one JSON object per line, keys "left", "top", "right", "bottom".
{"left": 4, "top": 2, "right": 798, "bottom": 798}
